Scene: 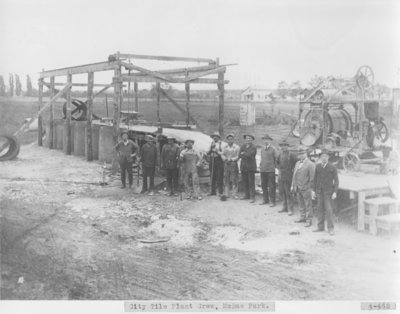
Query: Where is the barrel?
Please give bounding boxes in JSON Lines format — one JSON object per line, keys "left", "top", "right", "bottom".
{"left": 73, "top": 121, "right": 86, "bottom": 156}
{"left": 54, "top": 119, "right": 64, "bottom": 150}
{"left": 85, "top": 123, "right": 100, "bottom": 160}
{"left": 99, "top": 125, "right": 114, "bottom": 163}
{"left": 45, "top": 122, "right": 51, "bottom": 148}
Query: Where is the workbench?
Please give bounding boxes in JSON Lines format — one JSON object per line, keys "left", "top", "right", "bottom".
{"left": 338, "top": 172, "right": 393, "bottom": 231}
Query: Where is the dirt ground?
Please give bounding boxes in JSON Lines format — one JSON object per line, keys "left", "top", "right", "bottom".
{"left": 1, "top": 143, "right": 399, "bottom": 300}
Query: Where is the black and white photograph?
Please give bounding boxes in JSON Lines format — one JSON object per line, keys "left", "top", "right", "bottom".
{"left": 1, "top": 0, "right": 399, "bottom": 313}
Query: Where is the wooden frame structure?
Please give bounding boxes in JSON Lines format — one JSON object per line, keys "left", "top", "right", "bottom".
{"left": 38, "top": 52, "right": 230, "bottom": 161}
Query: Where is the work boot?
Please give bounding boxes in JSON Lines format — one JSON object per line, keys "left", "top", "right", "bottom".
{"left": 295, "top": 219, "right": 306, "bottom": 223}
{"left": 305, "top": 221, "right": 312, "bottom": 228}
{"left": 240, "top": 196, "right": 250, "bottom": 200}
{"left": 259, "top": 200, "right": 269, "bottom": 205}
{"left": 269, "top": 203, "right": 276, "bottom": 208}
{"left": 249, "top": 198, "right": 256, "bottom": 203}
{"left": 312, "top": 228, "right": 324, "bottom": 232}
{"left": 140, "top": 189, "right": 147, "bottom": 194}
{"left": 288, "top": 211, "right": 294, "bottom": 216}
{"left": 278, "top": 208, "right": 288, "bottom": 213}
{"left": 121, "top": 185, "right": 126, "bottom": 189}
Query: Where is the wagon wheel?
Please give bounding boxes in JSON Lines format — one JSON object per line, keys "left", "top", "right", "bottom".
{"left": 374, "top": 121, "right": 389, "bottom": 143}
{"left": 62, "top": 99, "right": 88, "bottom": 121}
{"left": 355, "top": 65, "right": 374, "bottom": 90}
{"left": 342, "top": 151, "right": 361, "bottom": 172}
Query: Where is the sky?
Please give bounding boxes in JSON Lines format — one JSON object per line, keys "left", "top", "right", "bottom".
{"left": 1, "top": 0, "right": 399, "bottom": 90}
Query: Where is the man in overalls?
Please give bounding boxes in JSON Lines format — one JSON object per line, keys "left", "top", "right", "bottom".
{"left": 180, "top": 139, "right": 202, "bottom": 200}
{"left": 114, "top": 130, "right": 139, "bottom": 189}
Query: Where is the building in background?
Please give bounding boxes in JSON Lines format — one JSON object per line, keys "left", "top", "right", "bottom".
{"left": 241, "top": 85, "right": 274, "bottom": 102}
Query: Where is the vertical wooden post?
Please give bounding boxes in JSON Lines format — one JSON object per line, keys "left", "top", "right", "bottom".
{"left": 134, "top": 82, "right": 139, "bottom": 112}
{"left": 65, "top": 73, "right": 72, "bottom": 155}
{"left": 38, "top": 79, "right": 43, "bottom": 146}
{"left": 185, "top": 78, "right": 190, "bottom": 127}
{"left": 112, "top": 67, "right": 122, "bottom": 173}
{"left": 49, "top": 76, "right": 55, "bottom": 149}
{"left": 156, "top": 82, "right": 161, "bottom": 124}
{"left": 218, "top": 70, "right": 225, "bottom": 137}
{"left": 86, "top": 72, "right": 94, "bottom": 161}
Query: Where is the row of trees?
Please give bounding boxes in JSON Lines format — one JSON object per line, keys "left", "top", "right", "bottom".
{"left": 0, "top": 74, "right": 34, "bottom": 97}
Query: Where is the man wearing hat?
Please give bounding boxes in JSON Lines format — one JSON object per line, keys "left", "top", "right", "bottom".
{"left": 180, "top": 139, "right": 202, "bottom": 200}
{"left": 114, "top": 130, "right": 139, "bottom": 189}
{"left": 291, "top": 146, "right": 315, "bottom": 227}
{"left": 139, "top": 134, "right": 158, "bottom": 195}
{"left": 207, "top": 132, "right": 225, "bottom": 196}
{"left": 161, "top": 136, "right": 180, "bottom": 196}
{"left": 259, "top": 134, "right": 278, "bottom": 207}
{"left": 312, "top": 149, "right": 339, "bottom": 236}
{"left": 276, "top": 139, "right": 298, "bottom": 215}
{"left": 239, "top": 134, "right": 257, "bottom": 203}
{"left": 222, "top": 133, "right": 240, "bottom": 199}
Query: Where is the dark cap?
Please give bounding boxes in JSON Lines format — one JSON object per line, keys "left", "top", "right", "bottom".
{"left": 279, "top": 139, "right": 290, "bottom": 146}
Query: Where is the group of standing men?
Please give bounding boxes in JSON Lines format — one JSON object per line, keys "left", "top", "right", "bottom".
{"left": 115, "top": 130, "right": 339, "bottom": 236}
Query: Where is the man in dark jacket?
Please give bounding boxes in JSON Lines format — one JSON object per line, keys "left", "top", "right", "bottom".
{"left": 161, "top": 136, "right": 180, "bottom": 196}
{"left": 140, "top": 135, "right": 158, "bottom": 195}
{"left": 114, "top": 130, "right": 139, "bottom": 189}
{"left": 312, "top": 149, "right": 339, "bottom": 235}
{"left": 277, "top": 140, "right": 297, "bottom": 215}
{"left": 259, "top": 134, "right": 278, "bottom": 207}
{"left": 208, "top": 132, "right": 225, "bottom": 196}
{"left": 239, "top": 134, "right": 257, "bottom": 203}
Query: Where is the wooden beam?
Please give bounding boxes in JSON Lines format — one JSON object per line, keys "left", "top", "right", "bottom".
{"left": 11, "top": 83, "right": 72, "bottom": 139}
{"left": 54, "top": 83, "right": 112, "bottom": 87}
{"left": 49, "top": 77, "right": 55, "bottom": 149}
{"left": 159, "top": 89, "right": 204, "bottom": 132}
{"left": 120, "top": 62, "right": 174, "bottom": 82}
{"left": 156, "top": 82, "right": 161, "bottom": 124}
{"left": 86, "top": 72, "right": 94, "bottom": 161}
{"left": 185, "top": 80, "right": 190, "bottom": 126}
{"left": 134, "top": 82, "right": 138, "bottom": 112}
{"left": 93, "top": 84, "right": 113, "bottom": 98}
{"left": 37, "top": 83, "right": 72, "bottom": 117}
{"left": 120, "top": 74, "right": 229, "bottom": 85}
{"left": 184, "top": 66, "right": 226, "bottom": 82}
{"left": 40, "top": 61, "right": 119, "bottom": 78}
{"left": 218, "top": 71, "right": 225, "bottom": 137}
{"left": 65, "top": 74, "right": 72, "bottom": 155}
{"left": 38, "top": 79, "right": 43, "bottom": 146}
{"left": 113, "top": 67, "right": 122, "bottom": 164}
{"left": 114, "top": 53, "right": 215, "bottom": 64}
{"left": 132, "top": 64, "right": 217, "bottom": 76}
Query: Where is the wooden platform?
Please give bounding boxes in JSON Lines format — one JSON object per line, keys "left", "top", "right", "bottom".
{"left": 338, "top": 172, "right": 397, "bottom": 231}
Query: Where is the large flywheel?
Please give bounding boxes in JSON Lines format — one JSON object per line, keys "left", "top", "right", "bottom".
{"left": 355, "top": 65, "right": 374, "bottom": 90}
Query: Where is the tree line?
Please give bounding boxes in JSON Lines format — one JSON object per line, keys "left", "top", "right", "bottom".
{"left": 0, "top": 74, "right": 34, "bottom": 97}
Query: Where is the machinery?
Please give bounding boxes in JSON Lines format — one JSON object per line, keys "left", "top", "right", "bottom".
{"left": 295, "top": 65, "right": 394, "bottom": 172}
